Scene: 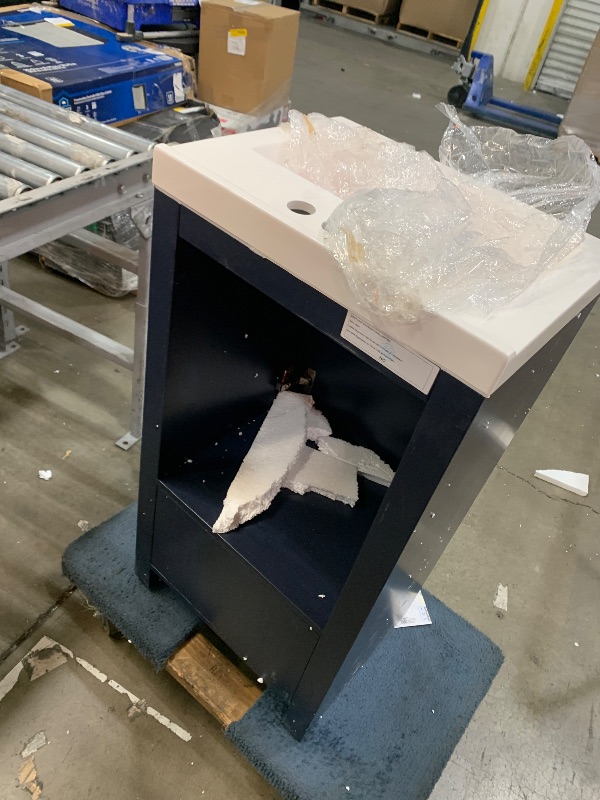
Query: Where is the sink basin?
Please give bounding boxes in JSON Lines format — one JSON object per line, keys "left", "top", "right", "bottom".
{"left": 152, "top": 120, "right": 600, "bottom": 396}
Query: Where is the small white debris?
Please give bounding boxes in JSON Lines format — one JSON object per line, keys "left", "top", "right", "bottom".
{"left": 534, "top": 469, "right": 589, "bottom": 497}
{"left": 78, "top": 520, "right": 91, "bottom": 533}
{"left": 54, "top": 369, "right": 60, "bottom": 374}
{"left": 257, "top": 677, "right": 264, "bottom": 683}
{"left": 346, "top": 787, "right": 350, "bottom": 792}
{"left": 21, "top": 731, "right": 48, "bottom": 758}
{"left": 242, "top": 656, "right": 248, "bottom": 660}
{"left": 318, "top": 594, "right": 326, "bottom": 599}
{"left": 493, "top": 584, "right": 508, "bottom": 612}
{"left": 254, "top": 373, "right": 258, "bottom": 378}
{"left": 396, "top": 592, "right": 432, "bottom": 628}
{"left": 187, "top": 459, "right": 193, "bottom": 464}
{"left": 574, "top": 642, "right": 579, "bottom": 647}
{"left": 412, "top": 92, "right": 421, "bottom": 99}
{"left": 38, "top": 470, "right": 52, "bottom": 481}
{"left": 432, "top": 709, "right": 435, "bottom": 714}
{"left": 244, "top": 334, "right": 248, "bottom": 339}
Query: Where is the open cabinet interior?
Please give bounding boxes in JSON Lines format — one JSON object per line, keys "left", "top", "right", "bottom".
{"left": 148, "top": 236, "right": 434, "bottom": 693}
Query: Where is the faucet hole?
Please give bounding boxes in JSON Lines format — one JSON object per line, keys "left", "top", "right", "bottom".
{"left": 287, "top": 200, "right": 316, "bottom": 215}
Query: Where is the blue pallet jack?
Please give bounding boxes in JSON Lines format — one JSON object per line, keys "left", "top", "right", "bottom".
{"left": 446, "top": 3, "right": 562, "bottom": 138}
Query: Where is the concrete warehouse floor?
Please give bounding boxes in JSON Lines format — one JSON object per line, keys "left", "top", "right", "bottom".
{"left": 1, "top": 16, "right": 599, "bottom": 800}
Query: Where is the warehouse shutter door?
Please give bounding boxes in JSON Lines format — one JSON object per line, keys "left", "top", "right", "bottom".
{"left": 535, "top": 0, "right": 600, "bottom": 98}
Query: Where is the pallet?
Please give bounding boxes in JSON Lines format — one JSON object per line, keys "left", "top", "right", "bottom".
{"left": 310, "top": 0, "right": 396, "bottom": 26}
{"left": 396, "top": 23, "right": 462, "bottom": 49}
{"left": 166, "top": 632, "right": 262, "bottom": 728}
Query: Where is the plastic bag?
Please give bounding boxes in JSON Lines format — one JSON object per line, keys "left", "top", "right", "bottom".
{"left": 287, "top": 109, "right": 600, "bottom": 323}
{"left": 285, "top": 110, "right": 440, "bottom": 198}
{"left": 438, "top": 104, "right": 600, "bottom": 266}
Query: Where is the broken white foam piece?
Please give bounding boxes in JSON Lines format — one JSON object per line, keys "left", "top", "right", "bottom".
{"left": 534, "top": 469, "right": 589, "bottom": 497}
{"left": 306, "top": 407, "right": 332, "bottom": 442}
{"left": 284, "top": 446, "right": 358, "bottom": 506}
{"left": 213, "top": 392, "right": 309, "bottom": 533}
{"left": 317, "top": 437, "right": 394, "bottom": 486}
{"left": 493, "top": 583, "right": 508, "bottom": 611}
{"left": 38, "top": 470, "right": 52, "bottom": 481}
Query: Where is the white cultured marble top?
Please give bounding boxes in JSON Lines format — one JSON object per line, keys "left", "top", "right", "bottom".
{"left": 152, "top": 121, "right": 600, "bottom": 397}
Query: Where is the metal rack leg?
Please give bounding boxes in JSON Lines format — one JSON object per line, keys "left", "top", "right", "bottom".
{"left": 116, "top": 222, "right": 152, "bottom": 450}
{"left": 0, "top": 261, "right": 28, "bottom": 359}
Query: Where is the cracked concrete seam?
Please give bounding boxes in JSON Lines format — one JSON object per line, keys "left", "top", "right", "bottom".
{"left": 497, "top": 466, "right": 599, "bottom": 516}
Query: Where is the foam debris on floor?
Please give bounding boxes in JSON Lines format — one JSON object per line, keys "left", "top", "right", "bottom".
{"left": 213, "top": 391, "right": 395, "bottom": 533}
{"left": 493, "top": 584, "right": 509, "bottom": 612}
{"left": 534, "top": 469, "right": 589, "bottom": 496}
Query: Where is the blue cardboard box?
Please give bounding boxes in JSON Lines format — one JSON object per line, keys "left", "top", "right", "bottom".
{"left": 0, "top": 6, "right": 193, "bottom": 123}
{"left": 60, "top": 0, "right": 199, "bottom": 33}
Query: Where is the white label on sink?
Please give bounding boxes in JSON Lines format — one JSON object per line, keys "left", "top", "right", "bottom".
{"left": 340, "top": 312, "right": 439, "bottom": 394}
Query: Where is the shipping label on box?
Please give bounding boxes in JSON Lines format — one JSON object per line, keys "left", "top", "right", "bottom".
{"left": 0, "top": 6, "right": 191, "bottom": 123}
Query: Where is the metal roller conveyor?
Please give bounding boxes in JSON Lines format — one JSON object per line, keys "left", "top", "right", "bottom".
{"left": 0, "top": 85, "right": 155, "bottom": 155}
{"left": 0, "top": 132, "right": 85, "bottom": 178}
{"left": 0, "top": 100, "right": 135, "bottom": 161}
{"left": 0, "top": 151, "right": 59, "bottom": 186}
{"left": 0, "top": 94, "right": 156, "bottom": 451}
{"left": 0, "top": 173, "right": 29, "bottom": 199}
{"left": 0, "top": 115, "right": 110, "bottom": 170}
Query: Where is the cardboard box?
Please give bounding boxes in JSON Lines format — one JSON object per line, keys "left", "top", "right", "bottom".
{"left": 398, "top": 0, "right": 478, "bottom": 42}
{"left": 198, "top": 0, "right": 299, "bottom": 116}
{"left": 0, "top": 5, "right": 193, "bottom": 123}
{"left": 209, "top": 101, "right": 287, "bottom": 134}
{"left": 0, "top": 67, "right": 51, "bottom": 100}
{"left": 560, "top": 30, "right": 600, "bottom": 159}
{"left": 60, "top": 0, "right": 199, "bottom": 34}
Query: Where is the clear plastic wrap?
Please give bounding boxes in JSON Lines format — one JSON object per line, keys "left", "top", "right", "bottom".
{"left": 287, "top": 109, "right": 600, "bottom": 323}
{"left": 438, "top": 104, "right": 600, "bottom": 262}
{"left": 37, "top": 204, "right": 152, "bottom": 298}
{"left": 285, "top": 110, "right": 440, "bottom": 197}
